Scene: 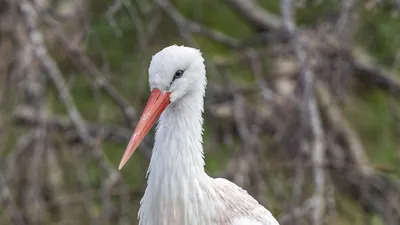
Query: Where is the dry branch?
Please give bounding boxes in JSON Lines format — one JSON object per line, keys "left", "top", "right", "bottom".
{"left": 225, "top": 0, "right": 400, "bottom": 98}
{"left": 335, "top": 0, "right": 359, "bottom": 47}
{"left": 317, "top": 82, "right": 400, "bottom": 224}
{"left": 280, "top": 1, "right": 327, "bottom": 224}
{"left": 19, "top": 0, "right": 92, "bottom": 145}
{"left": 43, "top": 15, "right": 137, "bottom": 126}
{"left": 224, "top": 0, "right": 281, "bottom": 31}
{"left": 351, "top": 49, "right": 400, "bottom": 97}
{"left": 13, "top": 105, "right": 152, "bottom": 159}
{"left": 18, "top": 6, "right": 123, "bottom": 214}
{"left": 316, "top": 84, "right": 371, "bottom": 174}
{"left": 156, "top": 0, "right": 240, "bottom": 48}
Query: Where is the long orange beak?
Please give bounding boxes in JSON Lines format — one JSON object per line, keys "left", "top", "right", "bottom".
{"left": 118, "top": 88, "right": 171, "bottom": 170}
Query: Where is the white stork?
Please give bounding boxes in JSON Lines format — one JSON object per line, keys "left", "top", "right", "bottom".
{"left": 118, "top": 45, "right": 280, "bottom": 225}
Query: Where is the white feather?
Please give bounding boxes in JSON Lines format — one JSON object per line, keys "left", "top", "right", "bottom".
{"left": 138, "top": 45, "right": 279, "bottom": 225}
{"left": 232, "top": 218, "right": 262, "bottom": 225}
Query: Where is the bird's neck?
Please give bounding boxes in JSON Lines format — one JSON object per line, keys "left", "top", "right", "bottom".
{"left": 139, "top": 90, "right": 212, "bottom": 224}
{"left": 148, "top": 89, "right": 207, "bottom": 181}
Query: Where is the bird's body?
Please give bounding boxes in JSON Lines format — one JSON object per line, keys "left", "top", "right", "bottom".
{"left": 119, "top": 45, "right": 279, "bottom": 225}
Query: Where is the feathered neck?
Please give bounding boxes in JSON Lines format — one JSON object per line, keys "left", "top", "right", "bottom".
{"left": 149, "top": 88, "right": 206, "bottom": 177}
{"left": 138, "top": 87, "right": 214, "bottom": 225}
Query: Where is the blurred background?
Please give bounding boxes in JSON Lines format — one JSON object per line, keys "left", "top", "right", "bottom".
{"left": 0, "top": 0, "right": 400, "bottom": 224}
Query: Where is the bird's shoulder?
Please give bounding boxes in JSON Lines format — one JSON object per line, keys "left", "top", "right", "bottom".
{"left": 211, "top": 178, "right": 279, "bottom": 225}
{"left": 213, "top": 178, "right": 256, "bottom": 201}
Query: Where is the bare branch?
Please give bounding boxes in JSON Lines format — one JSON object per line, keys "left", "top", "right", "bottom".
{"left": 13, "top": 105, "right": 152, "bottom": 159}
{"left": 156, "top": 0, "right": 240, "bottom": 48}
{"left": 351, "top": 49, "right": 400, "bottom": 97}
{"left": 0, "top": 172, "right": 26, "bottom": 225}
{"left": 225, "top": 0, "right": 400, "bottom": 98}
{"left": 43, "top": 15, "right": 137, "bottom": 125}
{"left": 280, "top": 1, "right": 326, "bottom": 224}
{"left": 224, "top": 0, "right": 281, "bottom": 31}
{"left": 246, "top": 50, "right": 276, "bottom": 101}
{"left": 335, "top": 0, "right": 359, "bottom": 47}
{"left": 105, "top": 0, "right": 124, "bottom": 37}
{"left": 19, "top": 0, "right": 92, "bottom": 145}
{"left": 316, "top": 83, "right": 371, "bottom": 174}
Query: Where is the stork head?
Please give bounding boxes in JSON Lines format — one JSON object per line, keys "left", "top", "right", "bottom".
{"left": 149, "top": 45, "right": 206, "bottom": 102}
{"left": 118, "top": 45, "right": 206, "bottom": 170}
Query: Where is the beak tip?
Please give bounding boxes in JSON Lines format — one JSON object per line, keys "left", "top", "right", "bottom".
{"left": 118, "top": 160, "right": 126, "bottom": 170}
{"left": 118, "top": 149, "right": 132, "bottom": 170}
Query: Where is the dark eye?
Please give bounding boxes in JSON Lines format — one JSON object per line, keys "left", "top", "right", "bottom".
{"left": 173, "top": 70, "right": 184, "bottom": 80}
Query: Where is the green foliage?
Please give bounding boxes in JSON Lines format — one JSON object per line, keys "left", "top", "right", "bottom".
{"left": 358, "top": 5, "right": 400, "bottom": 65}
{"left": 345, "top": 90, "right": 399, "bottom": 171}
{"left": 174, "top": 0, "right": 254, "bottom": 38}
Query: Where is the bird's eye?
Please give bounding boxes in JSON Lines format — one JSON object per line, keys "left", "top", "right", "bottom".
{"left": 173, "top": 70, "right": 184, "bottom": 80}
